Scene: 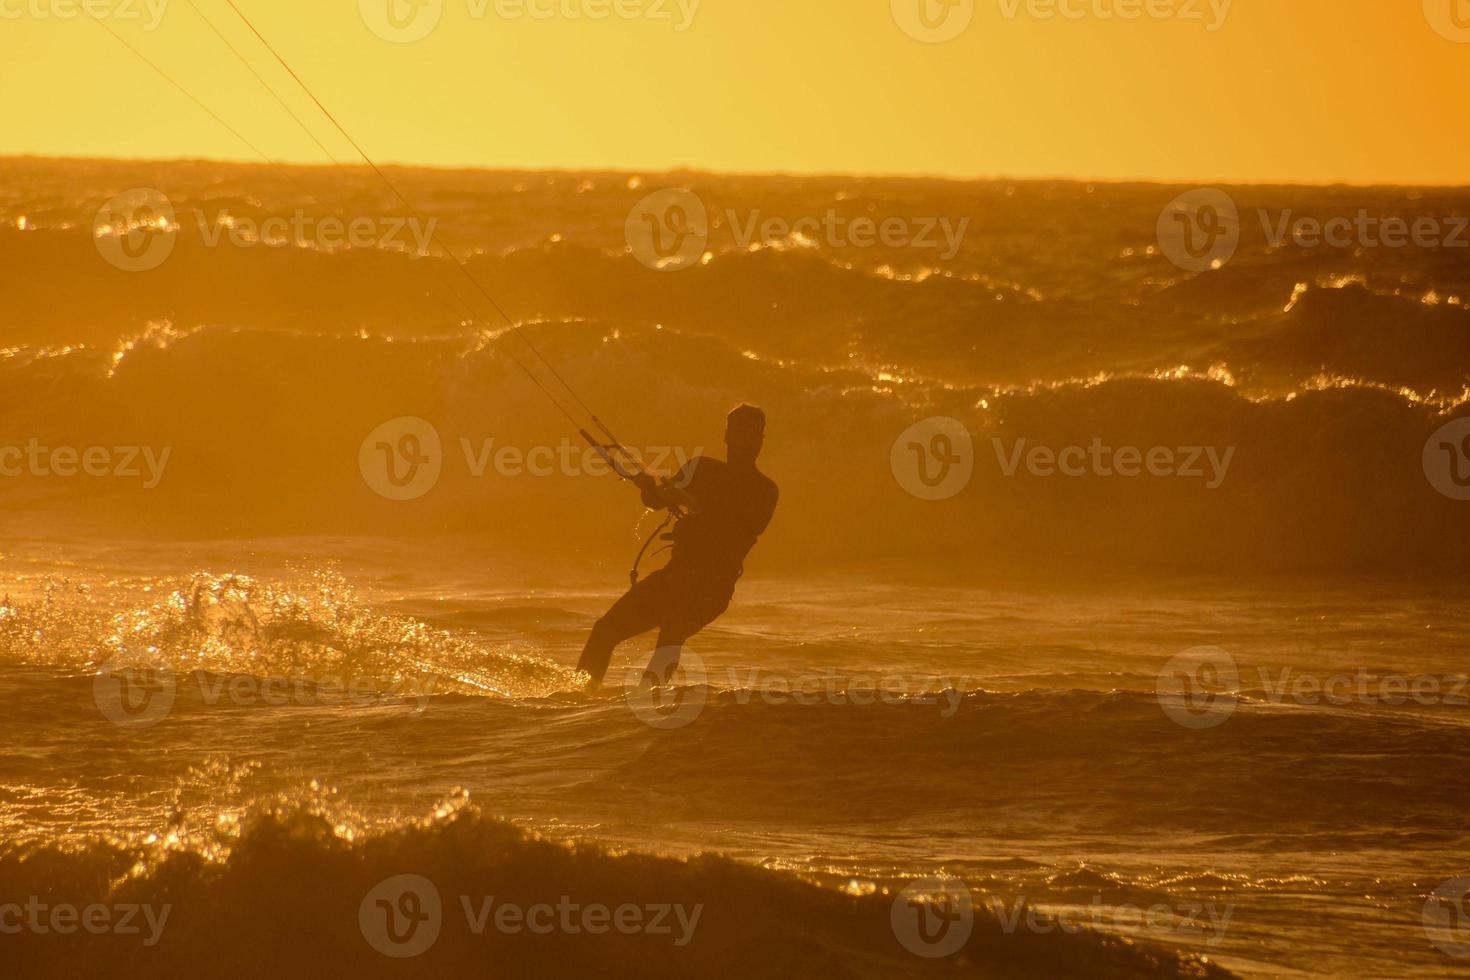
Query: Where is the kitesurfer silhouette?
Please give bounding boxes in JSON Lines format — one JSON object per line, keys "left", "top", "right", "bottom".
{"left": 578, "top": 405, "right": 778, "bottom": 687}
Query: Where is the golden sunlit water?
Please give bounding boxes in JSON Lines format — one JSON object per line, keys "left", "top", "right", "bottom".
{"left": 3, "top": 3, "right": 1470, "bottom": 975}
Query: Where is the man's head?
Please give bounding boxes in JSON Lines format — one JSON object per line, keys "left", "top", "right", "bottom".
{"left": 725, "top": 404, "right": 766, "bottom": 466}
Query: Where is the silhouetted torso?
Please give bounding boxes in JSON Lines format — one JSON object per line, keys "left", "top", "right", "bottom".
{"left": 579, "top": 450, "right": 777, "bottom": 684}
{"left": 665, "top": 456, "right": 778, "bottom": 586}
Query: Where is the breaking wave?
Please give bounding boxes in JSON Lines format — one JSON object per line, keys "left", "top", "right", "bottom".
{"left": 0, "top": 323, "right": 1463, "bottom": 573}
{"left": 0, "top": 802, "right": 1232, "bottom": 979}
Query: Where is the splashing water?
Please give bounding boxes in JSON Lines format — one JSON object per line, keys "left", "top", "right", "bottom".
{"left": 0, "top": 569, "right": 583, "bottom": 698}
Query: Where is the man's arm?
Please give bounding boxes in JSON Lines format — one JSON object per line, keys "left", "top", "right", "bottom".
{"left": 632, "top": 471, "right": 665, "bottom": 509}
{"left": 633, "top": 458, "right": 701, "bottom": 512}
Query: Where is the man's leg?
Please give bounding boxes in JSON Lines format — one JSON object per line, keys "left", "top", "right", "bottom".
{"left": 577, "top": 575, "right": 668, "bottom": 685}
{"left": 643, "top": 633, "right": 688, "bottom": 686}
{"left": 642, "top": 581, "right": 733, "bottom": 685}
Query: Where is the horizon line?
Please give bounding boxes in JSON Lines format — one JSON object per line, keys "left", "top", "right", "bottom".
{"left": 1, "top": 153, "right": 1466, "bottom": 192}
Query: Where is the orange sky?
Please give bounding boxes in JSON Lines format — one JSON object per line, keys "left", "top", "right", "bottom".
{"left": 2, "top": 0, "right": 1467, "bottom": 183}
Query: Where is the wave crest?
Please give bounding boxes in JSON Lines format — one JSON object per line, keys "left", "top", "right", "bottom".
{"left": 0, "top": 802, "right": 1233, "bottom": 979}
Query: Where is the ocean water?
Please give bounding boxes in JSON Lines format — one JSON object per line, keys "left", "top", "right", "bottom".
{"left": 0, "top": 159, "right": 1468, "bottom": 978}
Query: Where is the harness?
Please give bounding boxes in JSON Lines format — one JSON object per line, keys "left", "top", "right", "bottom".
{"left": 630, "top": 512, "right": 679, "bottom": 587}
{"left": 580, "top": 432, "right": 689, "bottom": 587}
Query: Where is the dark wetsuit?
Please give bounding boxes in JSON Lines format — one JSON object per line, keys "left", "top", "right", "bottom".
{"left": 577, "top": 455, "right": 778, "bottom": 683}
